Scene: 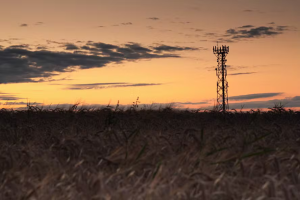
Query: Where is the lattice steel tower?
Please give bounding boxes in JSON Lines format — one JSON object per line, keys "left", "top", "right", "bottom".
{"left": 213, "top": 45, "right": 229, "bottom": 113}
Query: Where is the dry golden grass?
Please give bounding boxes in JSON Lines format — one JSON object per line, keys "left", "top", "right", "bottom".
{"left": 0, "top": 105, "right": 299, "bottom": 200}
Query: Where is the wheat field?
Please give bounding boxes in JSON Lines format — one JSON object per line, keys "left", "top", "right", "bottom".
{"left": 0, "top": 104, "right": 299, "bottom": 200}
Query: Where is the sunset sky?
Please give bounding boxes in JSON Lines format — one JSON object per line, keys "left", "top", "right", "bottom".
{"left": 0, "top": 0, "right": 299, "bottom": 110}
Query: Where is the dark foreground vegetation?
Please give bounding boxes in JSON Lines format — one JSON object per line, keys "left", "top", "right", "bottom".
{"left": 0, "top": 104, "right": 300, "bottom": 200}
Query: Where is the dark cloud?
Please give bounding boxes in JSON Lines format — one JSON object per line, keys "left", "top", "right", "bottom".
{"left": 229, "top": 93, "right": 283, "bottom": 101}
{"left": 125, "top": 43, "right": 152, "bottom": 53}
{"left": 0, "top": 42, "right": 197, "bottom": 83}
{"left": 229, "top": 72, "right": 256, "bottom": 76}
{"left": 7, "top": 44, "right": 30, "bottom": 49}
{"left": 216, "top": 25, "right": 291, "bottom": 42}
{"left": 81, "top": 42, "right": 121, "bottom": 56}
{"left": 36, "top": 46, "right": 48, "bottom": 50}
{"left": 148, "top": 17, "right": 160, "bottom": 20}
{"left": 231, "top": 26, "right": 278, "bottom": 38}
{"left": 20, "top": 24, "right": 28, "bottom": 27}
{"left": 35, "top": 22, "right": 43, "bottom": 25}
{"left": 87, "top": 41, "right": 119, "bottom": 50}
{"left": 66, "top": 82, "right": 162, "bottom": 90}
{"left": 65, "top": 44, "right": 79, "bottom": 50}
{"left": 225, "top": 25, "right": 288, "bottom": 41}
{"left": 84, "top": 42, "right": 198, "bottom": 58}
{"left": 226, "top": 29, "right": 238, "bottom": 34}
{"left": 292, "top": 96, "right": 300, "bottom": 101}
{"left": 238, "top": 25, "right": 254, "bottom": 28}
{"left": 243, "top": 10, "right": 253, "bottom": 12}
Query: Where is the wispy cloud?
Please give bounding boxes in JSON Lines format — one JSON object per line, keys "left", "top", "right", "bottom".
{"left": 205, "top": 65, "right": 249, "bottom": 72}
{"left": 242, "top": 9, "right": 264, "bottom": 14}
{"left": 174, "top": 101, "right": 208, "bottom": 105}
{"left": 1, "top": 101, "right": 41, "bottom": 105}
{"left": 198, "top": 96, "right": 300, "bottom": 110}
{"left": 229, "top": 93, "right": 283, "bottom": 101}
{"left": 243, "top": 9, "right": 254, "bottom": 12}
{"left": 171, "top": 21, "right": 191, "bottom": 24}
{"left": 0, "top": 92, "right": 23, "bottom": 101}
{"left": 121, "top": 22, "right": 133, "bottom": 26}
{"left": 229, "top": 72, "right": 256, "bottom": 76}
{"left": 226, "top": 65, "right": 249, "bottom": 71}
{"left": 148, "top": 17, "right": 160, "bottom": 20}
{"left": 66, "top": 82, "right": 162, "bottom": 90}
{"left": 153, "top": 45, "right": 198, "bottom": 52}
{"left": 228, "top": 96, "right": 300, "bottom": 109}
{"left": 35, "top": 22, "right": 44, "bottom": 26}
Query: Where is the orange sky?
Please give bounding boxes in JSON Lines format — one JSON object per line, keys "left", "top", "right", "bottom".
{"left": 0, "top": 0, "right": 299, "bottom": 110}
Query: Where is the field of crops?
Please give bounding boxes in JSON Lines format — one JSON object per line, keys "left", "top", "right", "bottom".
{"left": 0, "top": 105, "right": 300, "bottom": 200}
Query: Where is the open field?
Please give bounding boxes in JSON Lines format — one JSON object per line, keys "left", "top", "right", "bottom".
{"left": 0, "top": 105, "right": 300, "bottom": 200}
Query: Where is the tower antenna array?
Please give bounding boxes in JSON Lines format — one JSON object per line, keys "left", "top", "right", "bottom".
{"left": 213, "top": 45, "right": 229, "bottom": 113}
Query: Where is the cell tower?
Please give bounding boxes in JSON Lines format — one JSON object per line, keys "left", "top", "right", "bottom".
{"left": 213, "top": 44, "right": 229, "bottom": 113}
